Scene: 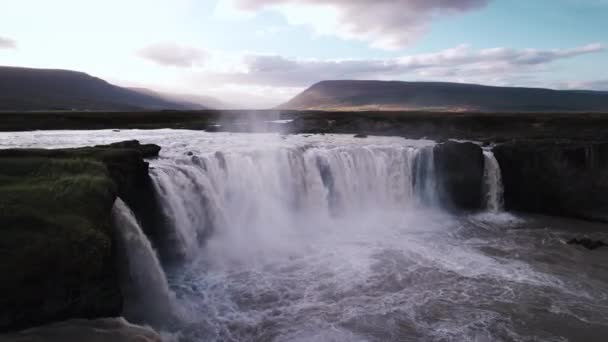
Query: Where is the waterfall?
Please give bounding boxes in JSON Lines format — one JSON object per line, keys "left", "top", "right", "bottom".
{"left": 149, "top": 144, "right": 434, "bottom": 261}
{"left": 111, "top": 198, "right": 174, "bottom": 326}
{"left": 482, "top": 150, "right": 504, "bottom": 212}
{"left": 413, "top": 146, "right": 439, "bottom": 207}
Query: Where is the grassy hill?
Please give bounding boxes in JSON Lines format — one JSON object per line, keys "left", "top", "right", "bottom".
{"left": 279, "top": 80, "right": 608, "bottom": 112}
{"left": 0, "top": 67, "right": 190, "bottom": 111}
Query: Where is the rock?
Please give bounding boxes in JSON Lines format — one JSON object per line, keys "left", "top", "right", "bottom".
{"left": 354, "top": 134, "right": 368, "bottom": 138}
{"left": 0, "top": 141, "right": 162, "bottom": 332}
{"left": 494, "top": 141, "right": 608, "bottom": 222}
{"left": 186, "top": 151, "right": 194, "bottom": 156}
{"left": 0, "top": 318, "right": 162, "bottom": 342}
{"left": 567, "top": 238, "right": 607, "bottom": 250}
{"left": 215, "top": 151, "right": 227, "bottom": 171}
{"left": 102, "top": 140, "right": 161, "bottom": 158}
{"left": 433, "top": 142, "right": 485, "bottom": 210}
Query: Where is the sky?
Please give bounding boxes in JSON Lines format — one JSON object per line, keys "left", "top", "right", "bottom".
{"left": 0, "top": 0, "right": 607, "bottom": 108}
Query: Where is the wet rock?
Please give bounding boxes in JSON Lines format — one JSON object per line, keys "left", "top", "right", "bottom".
{"left": 215, "top": 151, "right": 227, "bottom": 170}
{"left": 102, "top": 140, "right": 161, "bottom": 158}
{"left": 494, "top": 141, "right": 608, "bottom": 222}
{"left": 433, "top": 141, "right": 485, "bottom": 210}
{"left": 567, "top": 238, "right": 607, "bottom": 250}
{"left": 186, "top": 151, "right": 194, "bottom": 156}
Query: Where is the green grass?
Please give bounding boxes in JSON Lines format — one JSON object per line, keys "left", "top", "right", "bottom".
{"left": 0, "top": 142, "right": 158, "bottom": 331}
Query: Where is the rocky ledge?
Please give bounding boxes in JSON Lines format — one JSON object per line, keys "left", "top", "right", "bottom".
{"left": 0, "top": 318, "right": 162, "bottom": 342}
{"left": 0, "top": 141, "right": 161, "bottom": 332}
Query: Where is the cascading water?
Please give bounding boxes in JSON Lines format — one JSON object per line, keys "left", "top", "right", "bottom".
{"left": 482, "top": 150, "right": 504, "bottom": 212}
{"left": 413, "top": 146, "right": 439, "bottom": 207}
{"left": 4, "top": 130, "right": 608, "bottom": 342}
{"left": 150, "top": 141, "right": 431, "bottom": 262}
{"left": 111, "top": 198, "right": 174, "bottom": 326}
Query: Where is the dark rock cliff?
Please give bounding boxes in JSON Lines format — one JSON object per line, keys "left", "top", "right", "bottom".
{"left": 434, "top": 142, "right": 485, "bottom": 211}
{"left": 0, "top": 141, "right": 161, "bottom": 332}
{"left": 494, "top": 141, "right": 608, "bottom": 222}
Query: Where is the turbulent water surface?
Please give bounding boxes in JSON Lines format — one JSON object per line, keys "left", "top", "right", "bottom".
{"left": 2, "top": 130, "right": 608, "bottom": 342}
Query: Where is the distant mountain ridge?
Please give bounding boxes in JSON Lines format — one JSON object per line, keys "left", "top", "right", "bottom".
{"left": 279, "top": 80, "right": 608, "bottom": 112}
{"left": 0, "top": 66, "right": 213, "bottom": 111}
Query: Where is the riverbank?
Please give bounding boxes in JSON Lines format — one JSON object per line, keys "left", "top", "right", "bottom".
{"left": 2, "top": 110, "right": 608, "bottom": 142}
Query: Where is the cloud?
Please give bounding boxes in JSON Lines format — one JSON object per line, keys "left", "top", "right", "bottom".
{"left": 219, "top": 0, "right": 489, "bottom": 49}
{"left": 138, "top": 42, "right": 206, "bottom": 68}
{"left": 198, "top": 43, "right": 604, "bottom": 87}
{"left": 0, "top": 36, "right": 17, "bottom": 49}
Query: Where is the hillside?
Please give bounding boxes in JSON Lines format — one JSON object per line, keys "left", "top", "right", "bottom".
{"left": 0, "top": 67, "right": 190, "bottom": 111}
{"left": 279, "top": 80, "right": 608, "bottom": 112}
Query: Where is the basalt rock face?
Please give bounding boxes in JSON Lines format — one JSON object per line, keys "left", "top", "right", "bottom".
{"left": 92, "top": 141, "right": 169, "bottom": 253}
{"left": 0, "top": 141, "right": 161, "bottom": 332}
{"left": 433, "top": 142, "right": 485, "bottom": 211}
{"left": 494, "top": 141, "right": 608, "bottom": 222}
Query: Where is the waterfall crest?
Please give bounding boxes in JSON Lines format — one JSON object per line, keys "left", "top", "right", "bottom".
{"left": 150, "top": 144, "right": 436, "bottom": 261}
{"left": 482, "top": 150, "right": 504, "bottom": 212}
{"left": 111, "top": 198, "right": 174, "bottom": 326}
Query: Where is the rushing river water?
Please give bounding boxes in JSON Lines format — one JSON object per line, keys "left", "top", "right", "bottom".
{"left": 2, "top": 129, "right": 608, "bottom": 342}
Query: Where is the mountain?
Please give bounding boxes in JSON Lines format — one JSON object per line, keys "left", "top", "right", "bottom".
{"left": 128, "top": 88, "right": 226, "bottom": 109}
{"left": 279, "top": 80, "right": 608, "bottom": 112}
{"left": 0, "top": 66, "right": 193, "bottom": 111}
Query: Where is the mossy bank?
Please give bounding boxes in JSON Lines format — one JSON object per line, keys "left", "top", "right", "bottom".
{"left": 0, "top": 140, "right": 161, "bottom": 332}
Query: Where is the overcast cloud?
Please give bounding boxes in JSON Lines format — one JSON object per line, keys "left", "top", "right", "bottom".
{"left": 223, "top": 0, "right": 489, "bottom": 49}
{"left": 195, "top": 43, "right": 604, "bottom": 87}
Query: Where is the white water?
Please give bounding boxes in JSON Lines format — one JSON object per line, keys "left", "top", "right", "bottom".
{"left": 482, "top": 150, "right": 504, "bottom": 212}
{"left": 111, "top": 198, "right": 174, "bottom": 326}
{"left": 3, "top": 130, "right": 608, "bottom": 342}
{"left": 150, "top": 141, "right": 437, "bottom": 262}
